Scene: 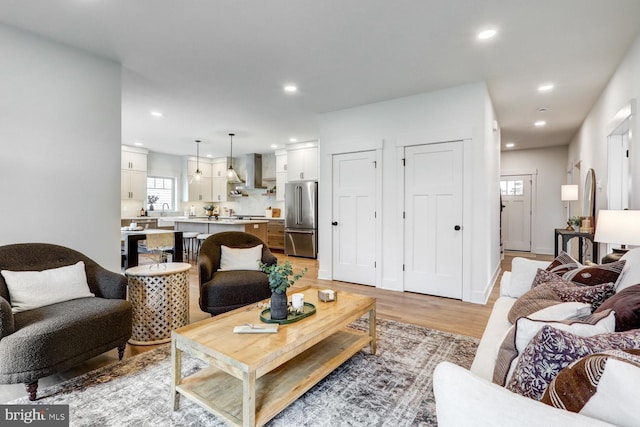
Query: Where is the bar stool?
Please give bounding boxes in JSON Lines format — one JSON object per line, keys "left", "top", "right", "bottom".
{"left": 182, "top": 231, "right": 199, "bottom": 263}
{"left": 195, "top": 234, "right": 212, "bottom": 260}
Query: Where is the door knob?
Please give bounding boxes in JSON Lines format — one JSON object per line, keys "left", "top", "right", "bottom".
{"left": 454, "top": 225, "right": 461, "bottom": 231}
{"left": 332, "top": 221, "right": 338, "bottom": 226}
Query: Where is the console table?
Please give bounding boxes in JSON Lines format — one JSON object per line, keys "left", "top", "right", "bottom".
{"left": 554, "top": 228, "right": 598, "bottom": 264}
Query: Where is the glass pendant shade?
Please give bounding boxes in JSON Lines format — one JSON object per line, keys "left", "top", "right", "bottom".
{"left": 227, "top": 133, "right": 242, "bottom": 184}
{"left": 194, "top": 140, "right": 202, "bottom": 180}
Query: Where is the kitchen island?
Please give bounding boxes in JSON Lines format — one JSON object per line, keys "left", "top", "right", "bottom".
{"left": 174, "top": 218, "right": 268, "bottom": 243}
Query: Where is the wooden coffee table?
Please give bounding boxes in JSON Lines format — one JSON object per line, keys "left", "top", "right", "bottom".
{"left": 170, "top": 286, "right": 376, "bottom": 427}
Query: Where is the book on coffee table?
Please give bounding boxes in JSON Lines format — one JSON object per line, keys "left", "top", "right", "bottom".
{"left": 233, "top": 323, "right": 279, "bottom": 334}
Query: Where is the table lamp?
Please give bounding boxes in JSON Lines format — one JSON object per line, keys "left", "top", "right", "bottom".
{"left": 561, "top": 184, "right": 579, "bottom": 230}
{"left": 594, "top": 209, "right": 640, "bottom": 263}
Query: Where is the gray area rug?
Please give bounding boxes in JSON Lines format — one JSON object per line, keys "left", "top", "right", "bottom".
{"left": 10, "top": 318, "right": 478, "bottom": 426}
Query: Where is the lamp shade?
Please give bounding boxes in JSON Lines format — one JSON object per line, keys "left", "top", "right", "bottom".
{"left": 594, "top": 210, "right": 640, "bottom": 245}
{"left": 561, "top": 185, "right": 579, "bottom": 201}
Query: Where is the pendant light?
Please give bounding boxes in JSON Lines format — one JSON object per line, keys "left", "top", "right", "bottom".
{"left": 227, "top": 133, "right": 242, "bottom": 184}
{"left": 194, "top": 139, "right": 202, "bottom": 181}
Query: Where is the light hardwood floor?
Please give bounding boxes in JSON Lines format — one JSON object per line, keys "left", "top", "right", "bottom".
{"left": 0, "top": 251, "right": 552, "bottom": 402}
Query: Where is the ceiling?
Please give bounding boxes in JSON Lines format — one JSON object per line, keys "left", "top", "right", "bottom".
{"left": 2, "top": 0, "right": 640, "bottom": 157}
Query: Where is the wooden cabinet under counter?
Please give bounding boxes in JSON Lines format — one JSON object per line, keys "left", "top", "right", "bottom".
{"left": 244, "top": 222, "right": 267, "bottom": 244}
{"left": 121, "top": 218, "right": 157, "bottom": 229}
{"left": 267, "top": 220, "right": 285, "bottom": 251}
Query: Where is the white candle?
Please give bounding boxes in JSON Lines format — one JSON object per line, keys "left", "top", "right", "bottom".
{"left": 292, "top": 293, "right": 304, "bottom": 310}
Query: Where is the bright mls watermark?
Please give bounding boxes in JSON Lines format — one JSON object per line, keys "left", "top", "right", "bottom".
{"left": 1, "top": 405, "right": 69, "bottom": 426}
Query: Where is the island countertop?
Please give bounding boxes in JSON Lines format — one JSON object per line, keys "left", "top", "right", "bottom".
{"left": 173, "top": 218, "right": 269, "bottom": 242}
{"left": 174, "top": 218, "right": 268, "bottom": 225}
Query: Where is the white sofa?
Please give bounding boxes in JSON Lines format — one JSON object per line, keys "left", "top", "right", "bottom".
{"left": 434, "top": 248, "right": 640, "bottom": 426}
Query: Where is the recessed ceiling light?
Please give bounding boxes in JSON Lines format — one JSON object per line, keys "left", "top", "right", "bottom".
{"left": 133, "top": 141, "right": 143, "bottom": 146}
{"left": 538, "top": 84, "right": 554, "bottom": 92}
{"left": 270, "top": 144, "right": 278, "bottom": 149}
{"left": 206, "top": 154, "right": 213, "bottom": 158}
{"left": 534, "top": 120, "right": 547, "bottom": 127}
{"left": 477, "top": 29, "right": 497, "bottom": 40}
{"left": 284, "top": 85, "right": 298, "bottom": 93}
{"left": 150, "top": 111, "right": 163, "bottom": 117}
{"left": 505, "top": 143, "right": 515, "bottom": 148}
{"left": 289, "top": 138, "right": 298, "bottom": 143}
{"left": 537, "top": 107, "right": 548, "bottom": 112}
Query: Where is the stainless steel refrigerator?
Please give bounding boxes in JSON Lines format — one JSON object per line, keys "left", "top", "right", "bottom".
{"left": 285, "top": 181, "right": 318, "bottom": 258}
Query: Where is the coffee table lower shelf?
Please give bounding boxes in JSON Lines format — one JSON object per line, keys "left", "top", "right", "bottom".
{"left": 174, "top": 327, "right": 371, "bottom": 427}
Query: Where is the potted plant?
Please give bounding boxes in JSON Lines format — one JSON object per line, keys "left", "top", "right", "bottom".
{"left": 203, "top": 204, "right": 215, "bottom": 217}
{"left": 147, "top": 195, "right": 159, "bottom": 211}
{"left": 567, "top": 215, "right": 581, "bottom": 231}
{"left": 260, "top": 261, "right": 307, "bottom": 320}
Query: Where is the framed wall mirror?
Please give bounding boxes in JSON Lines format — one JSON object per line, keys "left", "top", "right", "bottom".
{"left": 583, "top": 168, "right": 596, "bottom": 222}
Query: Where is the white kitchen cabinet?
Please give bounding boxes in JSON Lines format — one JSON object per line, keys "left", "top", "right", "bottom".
{"left": 121, "top": 170, "right": 147, "bottom": 200}
{"left": 211, "top": 158, "right": 228, "bottom": 178}
{"left": 276, "top": 172, "right": 287, "bottom": 201}
{"left": 287, "top": 143, "right": 318, "bottom": 181}
{"left": 275, "top": 150, "right": 287, "bottom": 173}
{"left": 212, "top": 176, "right": 228, "bottom": 202}
{"left": 187, "top": 177, "right": 212, "bottom": 202}
{"left": 121, "top": 147, "right": 147, "bottom": 171}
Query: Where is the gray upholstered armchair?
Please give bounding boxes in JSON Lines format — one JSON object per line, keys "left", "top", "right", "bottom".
{"left": 0, "top": 243, "right": 132, "bottom": 401}
{"left": 198, "top": 231, "right": 277, "bottom": 315}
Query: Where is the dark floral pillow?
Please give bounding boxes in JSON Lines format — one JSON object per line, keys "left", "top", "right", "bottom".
{"left": 506, "top": 325, "right": 640, "bottom": 401}
{"left": 531, "top": 268, "right": 563, "bottom": 288}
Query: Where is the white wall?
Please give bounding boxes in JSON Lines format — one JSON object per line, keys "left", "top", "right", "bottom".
{"left": 501, "top": 146, "right": 568, "bottom": 254}
{"left": 0, "top": 25, "right": 122, "bottom": 270}
{"left": 318, "top": 82, "right": 501, "bottom": 304}
{"left": 568, "top": 33, "right": 640, "bottom": 212}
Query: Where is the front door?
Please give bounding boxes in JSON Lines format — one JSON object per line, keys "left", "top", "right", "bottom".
{"left": 332, "top": 151, "right": 377, "bottom": 286}
{"left": 500, "top": 175, "right": 532, "bottom": 252}
{"left": 403, "top": 141, "right": 463, "bottom": 299}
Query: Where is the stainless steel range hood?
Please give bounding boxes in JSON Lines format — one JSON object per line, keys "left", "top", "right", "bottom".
{"left": 245, "top": 153, "right": 265, "bottom": 188}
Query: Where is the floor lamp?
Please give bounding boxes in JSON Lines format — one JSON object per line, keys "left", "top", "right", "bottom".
{"left": 594, "top": 210, "right": 640, "bottom": 263}
{"left": 561, "top": 184, "right": 579, "bottom": 230}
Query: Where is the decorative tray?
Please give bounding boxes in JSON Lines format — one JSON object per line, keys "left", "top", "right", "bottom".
{"left": 260, "top": 302, "right": 316, "bottom": 324}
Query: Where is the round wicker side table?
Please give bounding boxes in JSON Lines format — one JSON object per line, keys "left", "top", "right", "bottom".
{"left": 125, "top": 262, "right": 191, "bottom": 345}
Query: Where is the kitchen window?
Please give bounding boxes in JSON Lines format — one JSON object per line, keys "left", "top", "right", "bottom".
{"left": 147, "top": 176, "right": 175, "bottom": 210}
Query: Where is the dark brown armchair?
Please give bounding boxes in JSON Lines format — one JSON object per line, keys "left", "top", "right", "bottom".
{"left": 198, "top": 231, "right": 277, "bottom": 315}
{"left": 0, "top": 243, "right": 132, "bottom": 401}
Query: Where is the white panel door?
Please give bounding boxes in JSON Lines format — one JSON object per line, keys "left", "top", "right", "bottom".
{"left": 404, "top": 141, "right": 463, "bottom": 298}
{"left": 500, "top": 175, "right": 532, "bottom": 251}
{"left": 332, "top": 151, "right": 377, "bottom": 285}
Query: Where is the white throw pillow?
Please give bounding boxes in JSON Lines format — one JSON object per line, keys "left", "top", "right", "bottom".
{"left": 617, "top": 247, "right": 640, "bottom": 291}
{"left": 219, "top": 245, "right": 263, "bottom": 271}
{"left": 1, "top": 261, "right": 95, "bottom": 313}
{"left": 504, "top": 311, "right": 616, "bottom": 384}
{"left": 505, "top": 257, "right": 552, "bottom": 298}
{"left": 527, "top": 301, "right": 592, "bottom": 321}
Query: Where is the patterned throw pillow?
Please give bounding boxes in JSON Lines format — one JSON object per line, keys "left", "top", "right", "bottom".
{"left": 595, "top": 284, "right": 640, "bottom": 331}
{"left": 507, "top": 273, "right": 615, "bottom": 323}
{"left": 506, "top": 325, "right": 640, "bottom": 401}
{"left": 562, "top": 259, "right": 626, "bottom": 287}
{"left": 541, "top": 349, "right": 640, "bottom": 427}
{"left": 531, "top": 268, "right": 563, "bottom": 288}
{"left": 492, "top": 310, "right": 615, "bottom": 386}
{"left": 545, "top": 251, "right": 581, "bottom": 276}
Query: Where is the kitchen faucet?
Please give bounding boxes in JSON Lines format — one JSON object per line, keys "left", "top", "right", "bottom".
{"left": 161, "top": 203, "right": 170, "bottom": 216}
